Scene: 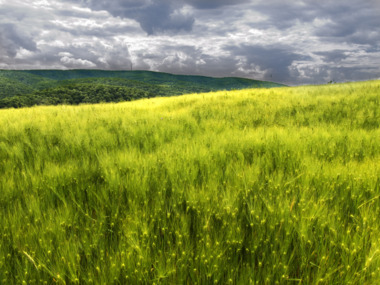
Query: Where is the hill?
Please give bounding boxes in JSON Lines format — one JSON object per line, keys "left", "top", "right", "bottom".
{"left": 1, "top": 80, "right": 380, "bottom": 284}
{"left": 0, "top": 69, "right": 285, "bottom": 108}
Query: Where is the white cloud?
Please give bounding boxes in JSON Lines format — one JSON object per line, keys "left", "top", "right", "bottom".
{"left": 60, "top": 56, "right": 96, "bottom": 68}
{"left": 58, "top": 52, "right": 73, "bottom": 57}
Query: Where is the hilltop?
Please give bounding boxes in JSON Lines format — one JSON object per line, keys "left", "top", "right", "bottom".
{"left": 0, "top": 69, "right": 285, "bottom": 108}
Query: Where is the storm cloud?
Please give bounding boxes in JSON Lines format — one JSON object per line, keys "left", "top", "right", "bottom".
{"left": 0, "top": 0, "right": 379, "bottom": 84}
{"left": 0, "top": 23, "right": 37, "bottom": 61}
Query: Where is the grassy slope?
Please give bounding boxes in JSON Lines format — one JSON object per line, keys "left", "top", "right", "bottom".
{"left": 1, "top": 81, "right": 380, "bottom": 284}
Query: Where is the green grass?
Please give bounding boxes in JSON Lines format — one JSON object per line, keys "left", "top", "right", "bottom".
{"left": 1, "top": 80, "right": 380, "bottom": 284}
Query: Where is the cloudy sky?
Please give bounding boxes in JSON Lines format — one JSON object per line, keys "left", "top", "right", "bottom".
{"left": 0, "top": 0, "right": 379, "bottom": 85}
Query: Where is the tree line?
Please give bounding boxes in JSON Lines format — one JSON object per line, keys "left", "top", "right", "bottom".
{"left": 0, "top": 84, "right": 151, "bottom": 108}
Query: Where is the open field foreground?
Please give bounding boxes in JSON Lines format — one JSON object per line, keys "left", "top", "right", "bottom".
{"left": 1, "top": 81, "right": 380, "bottom": 284}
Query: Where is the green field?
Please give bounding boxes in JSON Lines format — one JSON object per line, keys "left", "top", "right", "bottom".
{"left": 1, "top": 81, "right": 380, "bottom": 284}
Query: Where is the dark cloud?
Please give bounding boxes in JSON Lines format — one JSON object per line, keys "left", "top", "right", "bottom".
{"left": 251, "top": 1, "right": 380, "bottom": 46}
{"left": 133, "top": 2, "right": 194, "bottom": 35}
{"left": 62, "top": 0, "right": 193, "bottom": 35}
{"left": 0, "top": 23, "right": 38, "bottom": 63}
{"left": 63, "top": 0, "right": 251, "bottom": 34}
{"left": 0, "top": 24, "right": 38, "bottom": 53}
{"left": 313, "top": 3, "right": 380, "bottom": 45}
{"left": 246, "top": 1, "right": 346, "bottom": 30}
{"left": 313, "top": 50, "right": 349, "bottom": 64}
{"left": 225, "top": 44, "right": 310, "bottom": 84}
{"left": 185, "top": 0, "right": 249, "bottom": 9}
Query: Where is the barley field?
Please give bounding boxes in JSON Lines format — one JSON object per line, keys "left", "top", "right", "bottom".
{"left": 1, "top": 81, "right": 380, "bottom": 284}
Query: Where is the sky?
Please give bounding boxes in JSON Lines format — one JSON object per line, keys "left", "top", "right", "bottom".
{"left": 0, "top": 0, "right": 379, "bottom": 85}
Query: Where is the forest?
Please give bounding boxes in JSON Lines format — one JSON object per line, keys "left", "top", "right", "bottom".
{"left": 0, "top": 70, "right": 284, "bottom": 108}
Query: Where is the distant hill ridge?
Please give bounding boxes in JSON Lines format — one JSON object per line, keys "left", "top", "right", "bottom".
{"left": 0, "top": 69, "right": 285, "bottom": 108}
